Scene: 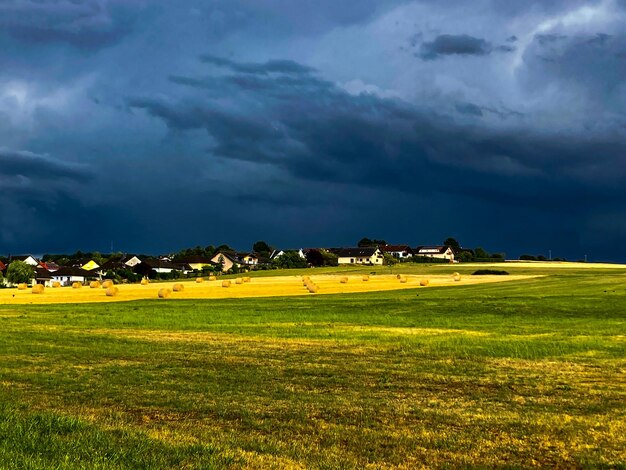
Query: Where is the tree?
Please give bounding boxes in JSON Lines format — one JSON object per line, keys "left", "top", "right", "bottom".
{"left": 6, "top": 261, "right": 34, "bottom": 285}
{"left": 358, "top": 238, "right": 387, "bottom": 247}
{"left": 320, "top": 250, "right": 338, "bottom": 267}
{"left": 305, "top": 249, "right": 324, "bottom": 267}
{"left": 253, "top": 240, "right": 272, "bottom": 256}
{"left": 474, "top": 247, "right": 490, "bottom": 260}
{"left": 443, "top": 237, "right": 461, "bottom": 251}
{"left": 382, "top": 253, "right": 397, "bottom": 266}
{"left": 272, "top": 251, "right": 308, "bottom": 269}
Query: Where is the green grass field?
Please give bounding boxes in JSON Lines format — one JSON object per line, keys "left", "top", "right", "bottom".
{"left": 1, "top": 265, "right": 625, "bottom": 468}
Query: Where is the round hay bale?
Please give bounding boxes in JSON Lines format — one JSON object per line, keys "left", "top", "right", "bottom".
{"left": 52, "top": 281, "right": 61, "bottom": 288}
{"left": 362, "top": 275, "right": 369, "bottom": 281}
{"left": 453, "top": 274, "right": 462, "bottom": 282}
{"left": 158, "top": 288, "right": 171, "bottom": 299}
{"left": 140, "top": 279, "right": 149, "bottom": 285}
{"left": 222, "top": 280, "right": 231, "bottom": 288}
{"left": 420, "top": 279, "right": 430, "bottom": 286}
{"left": 173, "top": 283, "right": 184, "bottom": 292}
{"left": 209, "top": 275, "right": 217, "bottom": 281}
{"left": 340, "top": 277, "right": 348, "bottom": 284}
{"left": 307, "top": 284, "right": 319, "bottom": 293}
{"left": 17, "top": 283, "right": 28, "bottom": 290}
{"left": 32, "top": 284, "right": 44, "bottom": 294}
{"left": 243, "top": 277, "right": 251, "bottom": 283}
{"left": 105, "top": 286, "right": 119, "bottom": 297}
{"left": 102, "top": 280, "right": 114, "bottom": 289}
{"left": 235, "top": 278, "right": 243, "bottom": 285}
{"left": 90, "top": 281, "right": 101, "bottom": 289}
{"left": 72, "top": 282, "right": 82, "bottom": 289}
{"left": 196, "top": 277, "right": 204, "bottom": 283}
{"left": 396, "top": 274, "right": 402, "bottom": 279}
{"left": 400, "top": 277, "right": 408, "bottom": 284}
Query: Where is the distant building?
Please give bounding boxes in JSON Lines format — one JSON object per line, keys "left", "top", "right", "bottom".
{"left": 414, "top": 246, "right": 455, "bottom": 261}
{"left": 10, "top": 255, "right": 40, "bottom": 266}
{"left": 380, "top": 245, "right": 414, "bottom": 259}
{"left": 210, "top": 252, "right": 242, "bottom": 272}
{"left": 333, "top": 247, "right": 384, "bottom": 265}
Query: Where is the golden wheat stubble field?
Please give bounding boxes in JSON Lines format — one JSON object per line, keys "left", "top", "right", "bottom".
{"left": 0, "top": 273, "right": 538, "bottom": 304}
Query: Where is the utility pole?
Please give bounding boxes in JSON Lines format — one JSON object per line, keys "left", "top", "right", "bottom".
{"left": 549, "top": 249, "right": 552, "bottom": 261}
{"left": 584, "top": 254, "right": 587, "bottom": 263}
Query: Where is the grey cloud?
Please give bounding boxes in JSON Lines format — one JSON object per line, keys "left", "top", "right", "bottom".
{"left": 200, "top": 55, "right": 315, "bottom": 76}
{"left": 418, "top": 34, "right": 492, "bottom": 60}
{"left": 0, "top": 148, "right": 92, "bottom": 181}
{"left": 0, "top": 0, "right": 143, "bottom": 49}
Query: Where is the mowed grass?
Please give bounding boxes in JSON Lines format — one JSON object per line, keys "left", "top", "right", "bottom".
{"left": 0, "top": 265, "right": 625, "bottom": 468}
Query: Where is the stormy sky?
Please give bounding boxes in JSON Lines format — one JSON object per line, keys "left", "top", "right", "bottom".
{"left": 1, "top": 0, "right": 625, "bottom": 261}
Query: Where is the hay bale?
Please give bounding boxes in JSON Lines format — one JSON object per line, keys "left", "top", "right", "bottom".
{"left": 453, "top": 274, "right": 462, "bottom": 282}
{"left": 196, "top": 277, "right": 204, "bottom": 283}
{"left": 72, "top": 282, "right": 82, "bottom": 289}
{"left": 209, "top": 275, "right": 217, "bottom": 281}
{"left": 140, "top": 279, "right": 149, "bottom": 285}
{"left": 102, "top": 280, "right": 114, "bottom": 289}
{"left": 362, "top": 275, "right": 369, "bottom": 281}
{"left": 400, "top": 277, "right": 408, "bottom": 284}
{"left": 105, "top": 286, "right": 119, "bottom": 297}
{"left": 222, "top": 280, "right": 231, "bottom": 288}
{"left": 243, "top": 277, "right": 251, "bottom": 283}
{"left": 420, "top": 279, "right": 429, "bottom": 287}
{"left": 90, "top": 281, "right": 101, "bottom": 289}
{"left": 307, "top": 284, "right": 319, "bottom": 293}
{"left": 173, "top": 283, "right": 184, "bottom": 292}
{"left": 17, "top": 283, "right": 28, "bottom": 290}
{"left": 158, "top": 288, "right": 171, "bottom": 299}
{"left": 340, "top": 277, "right": 348, "bottom": 284}
{"left": 32, "top": 284, "right": 44, "bottom": 294}
{"left": 235, "top": 278, "right": 243, "bottom": 285}
{"left": 396, "top": 274, "right": 402, "bottom": 279}
{"left": 52, "top": 281, "right": 61, "bottom": 288}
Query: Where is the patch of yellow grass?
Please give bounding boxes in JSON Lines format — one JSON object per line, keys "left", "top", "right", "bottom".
{"left": 0, "top": 274, "right": 539, "bottom": 305}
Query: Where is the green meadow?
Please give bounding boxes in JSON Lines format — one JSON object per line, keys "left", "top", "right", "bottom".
{"left": 1, "top": 265, "right": 625, "bottom": 468}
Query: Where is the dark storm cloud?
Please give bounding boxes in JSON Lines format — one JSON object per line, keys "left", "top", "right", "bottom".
{"left": 200, "top": 55, "right": 315, "bottom": 76}
{"left": 418, "top": 34, "right": 493, "bottom": 59}
{"left": 0, "top": 149, "right": 91, "bottom": 181}
{"left": 0, "top": 0, "right": 144, "bottom": 49}
{"left": 130, "top": 57, "right": 626, "bottom": 214}
{"left": 2, "top": 0, "right": 626, "bottom": 260}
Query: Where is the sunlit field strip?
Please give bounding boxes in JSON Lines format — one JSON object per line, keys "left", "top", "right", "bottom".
{"left": 0, "top": 274, "right": 539, "bottom": 304}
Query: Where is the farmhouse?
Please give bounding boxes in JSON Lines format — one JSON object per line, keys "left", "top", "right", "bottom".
{"left": 333, "top": 247, "right": 384, "bottom": 265}
{"left": 414, "top": 245, "right": 455, "bottom": 261}
{"left": 237, "top": 252, "right": 259, "bottom": 266}
{"left": 10, "top": 255, "right": 39, "bottom": 266}
{"left": 380, "top": 245, "right": 414, "bottom": 259}
{"left": 210, "top": 252, "right": 242, "bottom": 272}
{"left": 134, "top": 259, "right": 191, "bottom": 277}
{"left": 51, "top": 267, "right": 98, "bottom": 286}
{"left": 176, "top": 256, "right": 215, "bottom": 271}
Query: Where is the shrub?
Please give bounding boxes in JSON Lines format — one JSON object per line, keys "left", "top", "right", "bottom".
{"left": 472, "top": 269, "right": 509, "bottom": 275}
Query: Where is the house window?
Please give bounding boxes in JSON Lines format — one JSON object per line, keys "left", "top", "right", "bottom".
{"left": 351, "top": 258, "right": 355, "bottom": 263}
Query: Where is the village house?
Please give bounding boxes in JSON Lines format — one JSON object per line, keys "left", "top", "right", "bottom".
{"left": 210, "top": 252, "right": 242, "bottom": 272}
{"left": 134, "top": 259, "right": 191, "bottom": 278}
{"left": 10, "top": 255, "right": 40, "bottom": 266}
{"left": 237, "top": 253, "right": 259, "bottom": 266}
{"left": 333, "top": 247, "right": 384, "bottom": 265}
{"left": 380, "top": 245, "right": 414, "bottom": 259}
{"left": 175, "top": 256, "right": 215, "bottom": 271}
{"left": 414, "top": 245, "right": 455, "bottom": 262}
{"left": 51, "top": 267, "right": 99, "bottom": 286}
